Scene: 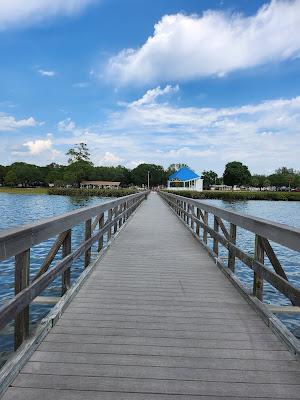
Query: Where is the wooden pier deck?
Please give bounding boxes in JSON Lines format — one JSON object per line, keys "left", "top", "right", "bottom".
{"left": 2, "top": 192, "right": 300, "bottom": 399}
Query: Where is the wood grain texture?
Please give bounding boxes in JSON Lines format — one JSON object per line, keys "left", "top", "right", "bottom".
{"left": 3, "top": 192, "right": 300, "bottom": 400}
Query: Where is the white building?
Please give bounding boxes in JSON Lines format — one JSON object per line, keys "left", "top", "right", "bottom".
{"left": 167, "top": 167, "right": 203, "bottom": 191}
{"left": 80, "top": 180, "right": 121, "bottom": 189}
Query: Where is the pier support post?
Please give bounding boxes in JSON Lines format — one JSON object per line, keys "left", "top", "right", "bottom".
{"left": 84, "top": 219, "right": 92, "bottom": 268}
{"left": 203, "top": 211, "right": 208, "bottom": 244}
{"left": 213, "top": 216, "right": 219, "bottom": 255}
{"left": 228, "top": 223, "right": 237, "bottom": 272}
{"left": 196, "top": 208, "right": 201, "bottom": 236}
{"left": 14, "top": 249, "right": 30, "bottom": 350}
{"left": 108, "top": 208, "right": 113, "bottom": 241}
{"left": 98, "top": 213, "right": 104, "bottom": 252}
{"left": 253, "top": 235, "right": 264, "bottom": 301}
{"left": 62, "top": 230, "right": 72, "bottom": 294}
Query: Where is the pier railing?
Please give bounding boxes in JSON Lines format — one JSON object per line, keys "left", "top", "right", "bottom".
{"left": 160, "top": 191, "right": 300, "bottom": 308}
{"left": 0, "top": 191, "right": 148, "bottom": 350}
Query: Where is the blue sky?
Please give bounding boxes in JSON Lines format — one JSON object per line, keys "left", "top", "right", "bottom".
{"left": 0, "top": 0, "right": 300, "bottom": 174}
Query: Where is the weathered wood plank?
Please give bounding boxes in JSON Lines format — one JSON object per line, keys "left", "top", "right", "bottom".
{"left": 2, "top": 193, "right": 300, "bottom": 400}
{"left": 62, "top": 230, "right": 71, "bottom": 295}
{"left": 14, "top": 249, "right": 30, "bottom": 350}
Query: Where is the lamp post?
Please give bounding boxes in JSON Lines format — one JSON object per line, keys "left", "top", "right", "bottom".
{"left": 147, "top": 171, "right": 150, "bottom": 190}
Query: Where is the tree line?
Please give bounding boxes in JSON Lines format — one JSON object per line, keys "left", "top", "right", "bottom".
{"left": 203, "top": 162, "right": 300, "bottom": 190}
{"left": 0, "top": 144, "right": 299, "bottom": 190}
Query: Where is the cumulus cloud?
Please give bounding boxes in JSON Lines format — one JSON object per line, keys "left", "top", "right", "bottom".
{"left": 0, "top": 0, "right": 96, "bottom": 29}
{"left": 38, "top": 69, "right": 56, "bottom": 77}
{"left": 100, "top": 89, "right": 300, "bottom": 173}
{"left": 0, "top": 113, "right": 39, "bottom": 131}
{"left": 23, "top": 139, "right": 54, "bottom": 155}
{"left": 106, "top": 0, "right": 300, "bottom": 84}
{"left": 129, "top": 85, "right": 179, "bottom": 107}
{"left": 99, "top": 151, "right": 124, "bottom": 166}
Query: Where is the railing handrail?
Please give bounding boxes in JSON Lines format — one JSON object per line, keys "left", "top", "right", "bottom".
{"left": 0, "top": 192, "right": 146, "bottom": 261}
{"left": 162, "top": 192, "right": 300, "bottom": 252}
{"left": 160, "top": 191, "right": 300, "bottom": 308}
{"left": 0, "top": 191, "right": 148, "bottom": 351}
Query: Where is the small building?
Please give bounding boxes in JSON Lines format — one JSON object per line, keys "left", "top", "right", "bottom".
{"left": 167, "top": 167, "right": 203, "bottom": 191}
{"left": 80, "top": 180, "right": 121, "bottom": 189}
{"left": 210, "top": 184, "right": 232, "bottom": 191}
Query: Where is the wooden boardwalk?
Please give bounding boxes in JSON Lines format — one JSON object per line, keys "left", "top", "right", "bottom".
{"left": 3, "top": 192, "right": 300, "bottom": 399}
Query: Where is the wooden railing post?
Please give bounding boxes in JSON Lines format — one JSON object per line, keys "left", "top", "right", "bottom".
{"left": 14, "top": 249, "right": 30, "bottom": 350}
{"left": 228, "top": 223, "right": 237, "bottom": 272}
{"left": 191, "top": 205, "right": 195, "bottom": 230}
{"left": 213, "top": 216, "right": 219, "bottom": 255}
{"left": 253, "top": 235, "right": 264, "bottom": 301}
{"left": 113, "top": 206, "right": 118, "bottom": 234}
{"left": 108, "top": 208, "right": 113, "bottom": 241}
{"left": 98, "top": 212, "right": 104, "bottom": 252}
{"left": 196, "top": 208, "right": 200, "bottom": 236}
{"left": 203, "top": 211, "right": 208, "bottom": 244}
{"left": 84, "top": 219, "right": 92, "bottom": 268}
{"left": 123, "top": 201, "right": 127, "bottom": 223}
{"left": 62, "top": 230, "right": 72, "bottom": 294}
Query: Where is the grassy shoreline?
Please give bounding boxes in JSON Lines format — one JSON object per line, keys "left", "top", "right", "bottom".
{"left": 164, "top": 189, "right": 300, "bottom": 201}
{"left": 0, "top": 187, "right": 48, "bottom": 195}
{"left": 48, "top": 187, "right": 138, "bottom": 197}
{"left": 0, "top": 187, "right": 138, "bottom": 197}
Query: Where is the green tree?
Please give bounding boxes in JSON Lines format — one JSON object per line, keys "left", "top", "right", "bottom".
{"left": 0, "top": 165, "right": 8, "bottom": 185}
{"left": 263, "top": 179, "right": 271, "bottom": 188}
{"left": 4, "top": 163, "right": 43, "bottom": 186}
{"left": 132, "top": 164, "right": 165, "bottom": 187}
{"left": 270, "top": 167, "right": 300, "bottom": 189}
{"left": 63, "top": 160, "right": 93, "bottom": 187}
{"left": 251, "top": 174, "right": 266, "bottom": 190}
{"left": 223, "top": 161, "right": 251, "bottom": 187}
{"left": 4, "top": 169, "right": 18, "bottom": 186}
{"left": 66, "top": 143, "right": 91, "bottom": 164}
{"left": 165, "top": 163, "right": 189, "bottom": 178}
{"left": 91, "top": 165, "right": 131, "bottom": 186}
{"left": 202, "top": 170, "right": 218, "bottom": 189}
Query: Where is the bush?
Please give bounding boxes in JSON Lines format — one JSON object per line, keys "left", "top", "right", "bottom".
{"left": 163, "top": 190, "right": 300, "bottom": 201}
{"left": 48, "top": 187, "right": 138, "bottom": 197}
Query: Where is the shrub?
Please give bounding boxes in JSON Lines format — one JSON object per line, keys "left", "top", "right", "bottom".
{"left": 48, "top": 187, "right": 138, "bottom": 197}
{"left": 163, "top": 190, "right": 300, "bottom": 201}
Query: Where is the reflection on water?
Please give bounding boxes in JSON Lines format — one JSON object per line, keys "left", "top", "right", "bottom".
{"left": 0, "top": 194, "right": 300, "bottom": 357}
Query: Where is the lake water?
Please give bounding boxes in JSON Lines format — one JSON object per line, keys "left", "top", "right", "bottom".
{"left": 0, "top": 193, "right": 300, "bottom": 357}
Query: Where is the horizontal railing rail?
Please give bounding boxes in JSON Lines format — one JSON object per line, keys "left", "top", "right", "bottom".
{"left": 0, "top": 191, "right": 148, "bottom": 350}
{"left": 160, "top": 191, "right": 300, "bottom": 308}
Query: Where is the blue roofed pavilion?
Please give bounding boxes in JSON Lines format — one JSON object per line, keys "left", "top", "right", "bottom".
{"left": 167, "top": 167, "right": 203, "bottom": 191}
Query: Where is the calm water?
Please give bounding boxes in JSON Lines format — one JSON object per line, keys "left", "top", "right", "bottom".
{"left": 0, "top": 194, "right": 299, "bottom": 357}
{"left": 0, "top": 193, "right": 111, "bottom": 356}
{"left": 205, "top": 199, "right": 300, "bottom": 338}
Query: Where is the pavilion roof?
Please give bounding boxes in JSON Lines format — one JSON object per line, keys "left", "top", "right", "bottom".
{"left": 168, "top": 167, "right": 200, "bottom": 182}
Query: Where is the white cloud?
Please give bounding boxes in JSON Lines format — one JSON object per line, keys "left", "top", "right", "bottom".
{"left": 0, "top": 113, "right": 39, "bottom": 131}
{"left": 106, "top": 0, "right": 300, "bottom": 84}
{"left": 23, "top": 139, "right": 53, "bottom": 155}
{"left": 0, "top": 0, "right": 96, "bottom": 29}
{"left": 57, "top": 118, "right": 76, "bottom": 132}
{"left": 129, "top": 85, "right": 179, "bottom": 107}
{"left": 38, "top": 69, "right": 56, "bottom": 77}
{"left": 5, "top": 90, "right": 299, "bottom": 173}
{"left": 97, "top": 90, "right": 300, "bottom": 173}
{"left": 98, "top": 151, "right": 124, "bottom": 166}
